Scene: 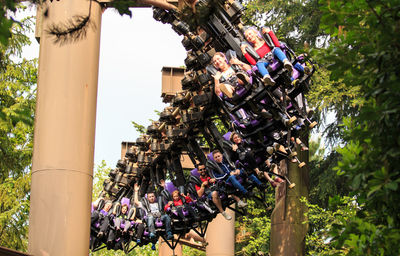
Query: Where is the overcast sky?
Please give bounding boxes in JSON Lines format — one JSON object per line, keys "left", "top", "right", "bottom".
{"left": 95, "top": 8, "right": 186, "bottom": 167}
{"left": 21, "top": 7, "right": 187, "bottom": 169}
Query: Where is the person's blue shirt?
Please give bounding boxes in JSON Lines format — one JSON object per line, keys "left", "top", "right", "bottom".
{"left": 214, "top": 161, "right": 232, "bottom": 178}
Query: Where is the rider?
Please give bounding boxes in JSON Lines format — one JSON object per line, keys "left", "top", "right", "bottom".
{"left": 229, "top": 131, "right": 277, "bottom": 186}
{"left": 164, "top": 190, "right": 198, "bottom": 221}
{"left": 133, "top": 184, "right": 174, "bottom": 240}
{"left": 91, "top": 200, "right": 113, "bottom": 238}
{"left": 106, "top": 203, "right": 131, "bottom": 245}
{"left": 211, "top": 150, "right": 264, "bottom": 196}
{"left": 241, "top": 27, "right": 298, "bottom": 86}
{"left": 212, "top": 51, "right": 252, "bottom": 99}
{"left": 194, "top": 163, "right": 233, "bottom": 220}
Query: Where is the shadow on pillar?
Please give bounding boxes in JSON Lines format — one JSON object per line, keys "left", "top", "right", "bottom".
{"left": 270, "top": 134, "right": 310, "bottom": 256}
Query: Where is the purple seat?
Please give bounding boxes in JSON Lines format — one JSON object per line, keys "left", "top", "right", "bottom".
{"left": 166, "top": 182, "right": 178, "bottom": 194}
{"left": 164, "top": 182, "right": 190, "bottom": 217}
{"left": 121, "top": 197, "right": 130, "bottom": 208}
{"left": 223, "top": 132, "right": 232, "bottom": 141}
{"left": 191, "top": 168, "right": 200, "bottom": 177}
{"left": 155, "top": 218, "right": 163, "bottom": 227}
{"left": 268, "top": 59, "right": 281, "bottom": 72}
{"left": 292, "top": 68, "right": 300, "bottom": 80}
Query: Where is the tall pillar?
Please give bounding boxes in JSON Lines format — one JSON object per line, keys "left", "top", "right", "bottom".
{"left": 270, "top": 138, "right": 309, "bottom": 256}
{"left": 28, "top": 1, "right": 102, "bottom": 255}
{"left": 158, "top": 238, "right": 182, "bottom": 256}
{"left": 206, "top": 208, "right": 235, "bottom": 256}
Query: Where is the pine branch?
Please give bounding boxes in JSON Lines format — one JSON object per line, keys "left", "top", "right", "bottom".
{"left": 46, "top": 14, "right": 93, "bottom": 45}
{"left": 45, "top": 0, "right": 95, "bottom": 45}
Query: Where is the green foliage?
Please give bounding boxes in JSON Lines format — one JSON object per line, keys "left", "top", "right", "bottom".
{"left": 0, "top": 0, "right": 19, "bottom": 46}
{"left": 235, "top": 192, "right": 275, "bottom": 255}
{"left": 302, "top": 196, "right": 356, "bottom": 255}
{"left": 318, "top": 0, "right": 400, "bottom": 254}
{"left": 0, "top": 16, "right": 37, "bottom": 252}
{"left": 182, "top": 245, "right": 206, "bottom": 256}
{"left": 0, "top": 174, "right": 30, "bottom": 250}
{"left": 108, "top": 0, "right": 133, "bottom": 17}
{"left": 308, "top": 138, "right": 350, "bottom": 208}
{"left": 91, "top": 243, "right": 159, "bottom": 256}
{"left": 131, "top": 120, "right": 146, "bottom": 134}
{"left": 92, "top": 160, "right": 111, "bottom": 199}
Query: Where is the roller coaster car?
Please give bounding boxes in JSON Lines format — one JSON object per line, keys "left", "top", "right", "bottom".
{"left": 198, "top": 71, "right": 213, "bottom": 86}
{"left": 138, "top": 197, "right": 166, "bottom": 235}
{"left": 205, "top": 160, "right": 236, "bottom": 195}
{"left": 160, "top": 190, "right": 193, "bottom": 231}
{"left": 125, "top": 146, "right": 138, "bottom": 162}
{"left": 202, "top": 13, "right": 243, "bottom": 59}
{"left": 206, "top": 152, "right": 259, "bottom": 196}
{"left": 187, "top": 176, "right": 218, "bottom": 220}
{"left": 172, "top": 92, "right": 191, "bottom": 109}
{"left": 166, "top": 125, "right": 188, "bottom": 140}
{"left": 171, "top": 20, "right": 191, "bottom": 36}
{"left": 150, "top": 140, "right": 171, "bottom": 153}
{"left": 152, "top": 7, "right": 176, "bottom": 24}
{"left": 114, "top": 172, "right": 136, "bottom": 188}
{"left": 181, "top": 71, "right": 199, "bottom": 91}
{"left": 192, "top": 91, "right": 213, "bottom": 107}
{"left": 116, "top": 159, "right": 126, "bottom": 169}
{"left": 130, "top": 164, "right": 140, "bottom": 176}
{"left": 219, "top": 0, "right": 244, "bottom": 23}
{"left": 182, "top": 34, "right": 206, "bottom": 51}
{"left": 147, "top": 123, "right": 161, "bottom": 138}
{"left": 90, "top": 209, "right": 111, "bottom": 251}
{"left": 137, "top": 151, "right": 153, "bottom": 167}
{"left": 181, "top": 109, "right": 204, "bottom": 124}
{"left": 184, "top": 51, "right": 212, "bottom": 71}
{"left": 159, "top": 107, "right": 180, "bottom": 124}
{"left": 103, "top": 179, "right": 124, "bottom": 198}
{"left": 109, "top": 168, "right": 118, "bottom": 180}
{"left": 136, "top": 135, "right": 149, "bottom": 148}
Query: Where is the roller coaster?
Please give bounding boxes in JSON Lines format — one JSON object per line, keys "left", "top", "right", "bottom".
{"left": 90, "top": 0, "right": 316, "bottom": 253}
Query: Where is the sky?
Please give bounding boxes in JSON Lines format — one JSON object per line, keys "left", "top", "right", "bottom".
{"left": 19, "top": 6, "right": 187, "bottom": 169}
{"left": 94, "top": 8, "right": 186, "bottom": 167}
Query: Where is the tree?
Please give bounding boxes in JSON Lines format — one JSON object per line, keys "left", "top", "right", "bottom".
{"left": 317, "top": 0, "right": 400, "bottom": 254}
{"left": 235, "top": 192, "right": 275, "bottom": 255}
{"left": 0, "top": 16, "right": 37, "bottom": 251}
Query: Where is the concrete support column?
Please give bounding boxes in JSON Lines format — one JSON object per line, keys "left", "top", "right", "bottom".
{"left": 158, "top": 238, "right": 182, "bottom": 256}
{"left": 28, "top": 1, "right": 102, "bottom": 255}
{"left": 206, "top": 208, "right": 235, "bottom": 256}
{"left": 270, "top": 139, "right": 309, "bottom": 256}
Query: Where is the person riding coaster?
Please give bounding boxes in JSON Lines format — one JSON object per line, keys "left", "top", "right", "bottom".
{"left": 239, "top": 26, "right": 317, "bottom": 129}
{"left": 241, "top": 26, "right": 306, "bottom": 86}
{"left": 105, "top": 202, "right": 131, "bottom": 248}
{"left": 192, "top": 164, "right": 234, "bottom": 220}
{"left": 210, "top": 50, "right": 253, "bottom": 101}
{"left": 209, "top": 50, "right": 300, "bottom": 133}
{"left": 91, "top": 200, "right": 113, "bottom": 242}
{"left": 226, "top": 131, "right": 278, "bottom": 186}
{"left": 133, "top": 183, "right": 173, "bottom": 246}
{"left": 163, "top": 187, "right": 200, "bottom": 223}
{"left": 207, "top": 149, "right": 265, "bottom": 198}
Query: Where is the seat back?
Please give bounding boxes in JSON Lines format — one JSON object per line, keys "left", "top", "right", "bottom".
{"left": 190, "top": 168, "right": 200, "bottom": 177}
